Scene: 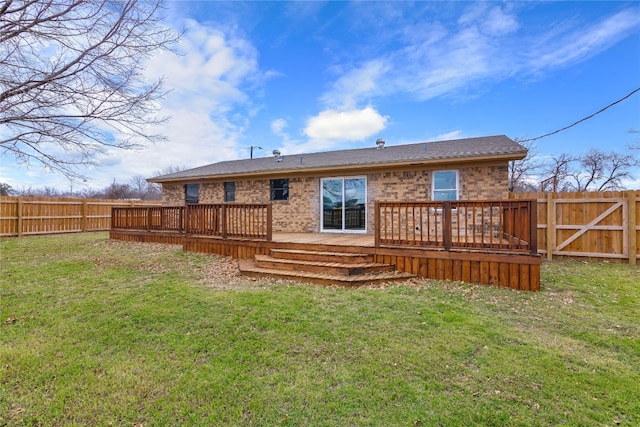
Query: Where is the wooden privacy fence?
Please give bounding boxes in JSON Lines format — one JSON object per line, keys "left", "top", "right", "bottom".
{"left": 374, "top": 200, "right": 537, "bottom": 254}
{"left": 0, "top": 196, "right": 159, "bottom": 237}
{"left": 111, "top": 204, "right": 273, "bottom": 240}
{"left": 509, "top": 191, "right": 639, "bottom": 264}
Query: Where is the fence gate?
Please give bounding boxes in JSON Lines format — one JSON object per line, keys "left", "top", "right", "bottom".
{"left": 552, "top": 198, "right": 627, "bottom": 259}
{"left": 510, "top": 191, "right": 639, "bottom": 264}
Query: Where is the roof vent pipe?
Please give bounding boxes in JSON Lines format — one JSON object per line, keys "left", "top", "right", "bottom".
{"left": 376, "top": 138, "right": 385, "bottom": 149}
{"left": 272, "top": 149, "right": 284, "bottom": 163}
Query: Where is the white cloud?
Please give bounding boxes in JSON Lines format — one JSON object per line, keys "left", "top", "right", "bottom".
{"left": 271, "top": 118, "right": 288, "bottom": 136}
{"left": 270, "top": 118, "right": 300, "bottom": 150}
{"left": 432, "top": 130, "right": 465, "bottom": 142}
{"left": 109, "top": 19, "right": 264, "bottom": 183}
{"left": 319, "top": 6, "right": 639, "bottom": 108}
{"left": 481, "top": 6, "right": 519, "bottom": 36}
{"left": 277, "top": 107, "right": 387, "bottom": 155}
{"left": 321, "top": 60, "right": 390, "bottom": 109}
{"left": 304, "top": 107, "right": 388, "bottom": 142}
{"left": 525, "top": 9, "right": 640, "bottom": 73}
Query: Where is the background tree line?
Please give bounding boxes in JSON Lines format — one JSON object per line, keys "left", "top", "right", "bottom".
{"left": 0, "top": 166, "right": 188, "bottom": 200}
{"left": 509, "top": 132, "right": 639, "bottom": 193}
{"left": 0, "top": 177, "right": 161, "bottom": 200}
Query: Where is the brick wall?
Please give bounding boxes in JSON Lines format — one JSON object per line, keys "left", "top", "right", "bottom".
{"left": 460, "top": 165, "right": 510, "bottom": 200}
{"left": 162, "top": 184, "right": 184, "bottom": 206}
{"left": 160, "top": 162, "right": 509, "bottom": 234}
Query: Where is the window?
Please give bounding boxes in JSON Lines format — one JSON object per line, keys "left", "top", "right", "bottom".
{"left": 184, "top": 184, "right": 200, "bottom": 204}
{"left": 270, "top": 179, "right": 289, "bottom": 201}
{"left": 433, "top": 170, "right": 458, "bottom": 200}
{"left": 224, "top": 182, "right": 235, "bottom": 202}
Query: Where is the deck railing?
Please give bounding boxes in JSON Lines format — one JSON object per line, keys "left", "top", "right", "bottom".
{"left": 112, "top": 200, "right": 535, "bottom": 253}
{"left": 374, "top": 200, "right": 537, "bottom": 254}
{"left": 111, "top": 204, "right": 272, "bottom": 240}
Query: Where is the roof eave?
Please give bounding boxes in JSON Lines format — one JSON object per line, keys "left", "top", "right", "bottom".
{"left": 148, "top": 151, "right": 525, "bottom": 184}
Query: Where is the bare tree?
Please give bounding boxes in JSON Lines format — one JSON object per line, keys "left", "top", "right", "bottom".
{"left": 0, "top": 182, "right": 12, "bottom": 196}
{"left": 509, "top": 137, "right": 542, "bottom": 192}
{"left": 0, "top": 0, "right": 179, "bottom": 179}
{"left": 628, "top": 129, "right": 640, "bottom": 153}
{"left": 540, "top": 150, "right": 638, "bottom": 192}
{"left": 540, "top": 153, "right": 575, "bottom": 192}
{"left": 153, "top": 164, "right": 190, "bottom": 177}
{"left": 130, "top": 174, "right": 160, "bottom": 200}
{"left": 567, "top": 149, "right": 638, "bottom": 191}
{"left": 102, "top": 180, "right": 135, "bottom": 199}
{"left": 14, "top": 185, "right": 63, "bottom": 197}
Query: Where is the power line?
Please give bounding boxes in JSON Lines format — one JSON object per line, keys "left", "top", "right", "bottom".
{"left": 522, "top": 86, "right": 640, "bottom": 143}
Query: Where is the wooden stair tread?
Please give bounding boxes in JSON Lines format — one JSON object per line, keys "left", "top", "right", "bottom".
{"left": 238, "top": 260, "right": 414, "bottom": 286}
{"left": 254, "top": 254, "right": 385, "bottom": 269}
{"left": 270, "top": 248, "right": 371, "bottom": 258}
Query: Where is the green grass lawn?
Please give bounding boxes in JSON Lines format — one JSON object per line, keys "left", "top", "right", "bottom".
{"left": 1, "top": 232, "right": 638, "bottom": 426}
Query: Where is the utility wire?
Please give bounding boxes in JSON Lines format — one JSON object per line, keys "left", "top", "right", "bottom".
{"left": 522, "top": 86, "right": 640, "bottom": 142}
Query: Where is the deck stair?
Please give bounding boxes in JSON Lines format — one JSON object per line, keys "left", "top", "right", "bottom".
{"left": 238, "top": 248, "right": 414, "bottom": 286}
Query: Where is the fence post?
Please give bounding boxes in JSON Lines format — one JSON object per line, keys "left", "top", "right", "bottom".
{"left": 81, "top": 199, "right": 87, "bottom": 232}
{"left": 629, "top": 191, "right": 637, "bottom": 265}
{"left": 529, "top": 200, "right": 538, "bottom": 255}
{"left": 146, "top": 207, "right": 151, "bottom": 232}
{"left": 546, "top": 193, "right": 553, "bottom": 260}
{"left": 442, "top": 201, "right": 452, "bottom": 251}
{"left": 17, "top": 197, "right": 23, "bottom": 237}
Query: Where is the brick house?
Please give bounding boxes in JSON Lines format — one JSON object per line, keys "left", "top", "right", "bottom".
{"left": 148, "top": 135, "right": 526, "bottom": 235}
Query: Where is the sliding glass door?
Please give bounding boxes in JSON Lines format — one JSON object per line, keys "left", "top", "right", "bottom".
{"left": 321, "top": 177, "right": 366, "bottom": 232}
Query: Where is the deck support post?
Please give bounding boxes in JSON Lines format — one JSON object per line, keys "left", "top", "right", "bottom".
{"left": 266, "top": 204, "right": 273, "bottom": 241}
{"left": 443, "top": 201, "right": 452, "bottom": 251}
{"left": 374, "top": 201, "right": 380, "bottom": 248}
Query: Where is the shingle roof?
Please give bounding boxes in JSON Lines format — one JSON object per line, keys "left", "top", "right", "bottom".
{"left": 149, "top": 135, "right": 526, "bottom": 182}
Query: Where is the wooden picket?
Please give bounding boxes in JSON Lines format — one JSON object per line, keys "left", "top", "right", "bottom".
{"left": 0, "top": 196, "right": 158, "bottom": 237}
{"left": 509, "top": 191, "right": 639, "bottom": 264}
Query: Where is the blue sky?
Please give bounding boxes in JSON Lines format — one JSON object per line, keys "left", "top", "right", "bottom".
{"left": 2, "top": 1, "right": 640, "bottom": 191}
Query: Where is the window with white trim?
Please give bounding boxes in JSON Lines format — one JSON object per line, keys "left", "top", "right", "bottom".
{"left": 432, "top": 170, "right": 458, "bottom": 200}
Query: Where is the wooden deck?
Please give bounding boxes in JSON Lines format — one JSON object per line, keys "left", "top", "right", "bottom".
{"left": 110, "top": 200, "right": 540, "bottom": 290}
{"left": 110, "top": 229, "right": 541, "bottom": 291}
